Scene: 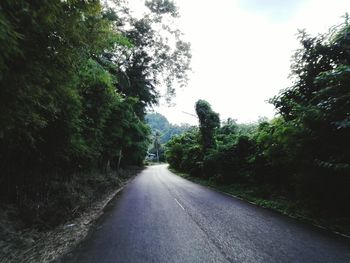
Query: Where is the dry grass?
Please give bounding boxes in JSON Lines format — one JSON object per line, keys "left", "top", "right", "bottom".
{"left": 0, "top": 170, "right": 139, "bottom": 263}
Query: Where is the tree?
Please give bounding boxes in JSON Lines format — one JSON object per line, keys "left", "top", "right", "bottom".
{"left": 0, "top": 0, "right": 123, "bottom": 201}
{"left": 195, "top": 100, "right": 220, "bottom": 153}
{"left": 153, "top": 131, "right": 161, "bottom": 162}
{"left": 271, "top": 18, "right": 350, "bottom": 175}
{"left": 0, "top": 0, "right": 191, "bottom": 206}
{"left": 102, "top": 0, "right": 192, "bottom": 117}
{"left": 165, "top": 128, "right": 202, "bottom": 175}
{"left": 270, "top": 16, "right": 350, "bottom": 211}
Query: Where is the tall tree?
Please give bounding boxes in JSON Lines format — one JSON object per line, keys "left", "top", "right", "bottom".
{"left": 271, "top": 17, "right": 350, "bottom": 175}
{"left": 103, "top": 0, "right": 192, "bottom": 117}
{"left": 270, "top": 17, "right": 350, "bottom": 210}
{"left": 153, "top": 131, "right": 161, "bottom": 162}
{"left": 195, "top": 100, "right": 220, "bottom": 153}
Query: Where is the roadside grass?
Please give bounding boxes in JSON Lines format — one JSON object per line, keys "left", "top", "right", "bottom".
{"left": 17, "top": 167, "right": 142, "bottom": 229}
{"left": 169, "top": 168, "right": 350, "bottom": 238}
{"left": 0, "top": 167, "right": 143, "bottom": 263}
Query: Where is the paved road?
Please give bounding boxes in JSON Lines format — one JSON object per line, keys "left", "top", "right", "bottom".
{"left": 58, "top": 164, "right": 350, "bottom": 263}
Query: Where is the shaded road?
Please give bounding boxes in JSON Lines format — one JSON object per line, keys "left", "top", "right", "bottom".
{"left": 58, "top": 164, "right": 350, "bottom": 263}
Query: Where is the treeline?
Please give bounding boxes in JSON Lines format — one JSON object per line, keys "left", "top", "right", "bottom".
{"left": 166, "top": 19, "right": 350, "bottom": 219}
{"left": 146, "top": 112, "right": 191, "bottom": 144}
{"left": 146, "top": 112, "right": 191, "bottom": 161}
{"left": 0, "top": 0, "right": 190, "bottom": 222}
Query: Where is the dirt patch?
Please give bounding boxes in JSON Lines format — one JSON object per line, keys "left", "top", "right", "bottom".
{"left": 0, "top": 176, "right": 135, "bottom": 263}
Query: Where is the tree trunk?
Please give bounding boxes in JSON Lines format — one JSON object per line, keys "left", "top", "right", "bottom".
{"left": 117, "top": 149, "right": 122, "bottom": 171}
{"left": 106, "top": 159, "right": 111, "bottom": 173}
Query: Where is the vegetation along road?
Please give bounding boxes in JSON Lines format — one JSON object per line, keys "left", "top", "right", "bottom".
{"left": 58, "top": 164, "right": 350, "bottom": 263}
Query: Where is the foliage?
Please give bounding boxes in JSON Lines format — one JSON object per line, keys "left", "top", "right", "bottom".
{"left": 166, "top": 128, "right": 202, "bottom": 176}
{"left": 0, "top": 0, "right": 191, "bottom": 225}
{"left": 270, "top": 18, "right": 350, "bottom": 209}
{"left": 195, "top": 100, "right": 220, "bottom": 153}
{"left": 108, "top": 0, "right": 192, "bottom": 113}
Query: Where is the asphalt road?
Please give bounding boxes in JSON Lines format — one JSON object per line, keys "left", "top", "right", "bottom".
{"left": 58, "top": 164, "right": 350, "bottom": 263}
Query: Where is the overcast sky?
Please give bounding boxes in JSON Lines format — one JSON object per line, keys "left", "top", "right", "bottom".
{"left": 132, "top": 0, "right": 349, "bottom": 124}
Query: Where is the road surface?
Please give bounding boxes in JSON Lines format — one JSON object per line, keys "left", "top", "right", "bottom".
{"left": 58, "top": 164, "right": 350, "bottom": 263}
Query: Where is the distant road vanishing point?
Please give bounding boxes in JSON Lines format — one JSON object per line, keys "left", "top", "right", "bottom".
{"left": 58, "top": 164, "right": 350, "bottom": 263}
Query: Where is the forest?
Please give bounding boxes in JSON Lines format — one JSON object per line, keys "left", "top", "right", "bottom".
{"left": 0, "top": 0, "right": 191, "bottom": 226}
{"left": 166, "top": 19, "right": 350, "bottom": 233}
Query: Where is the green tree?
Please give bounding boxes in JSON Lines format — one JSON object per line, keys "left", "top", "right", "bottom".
{"left": 166, "top": 128, "right": 202, "bottom": 176}
{"left": 0, "top": 0, "right": 122, "bottom": 200}
{"left": 153, "top": 131, "right": 161, "bottom": 162}
{"left": 195, "top": 100, "right": 220, "bottom": 153}
{"left": 103, "top": 0, "right": 192, "bottom": 116}
{"left": 271, "top": 17, "right": 350, "bottom": 211}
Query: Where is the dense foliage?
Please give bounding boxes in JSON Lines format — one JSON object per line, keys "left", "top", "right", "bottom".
{"left": 195, "top": 100, "right": 220, "bottom": 153}
{"left": 0, "top": 0, "right": 191, "bottom": 223}
{"left": 166, "top": 19, "right": 350, "bottom": 220}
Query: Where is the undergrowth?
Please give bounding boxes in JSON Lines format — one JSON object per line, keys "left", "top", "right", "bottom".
{"left": 170, "top": 168, "right": 350, "bottom": 237}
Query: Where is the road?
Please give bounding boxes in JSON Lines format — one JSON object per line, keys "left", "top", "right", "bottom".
{"left": 58, "top": 164, "right": 350, "bottom": 263}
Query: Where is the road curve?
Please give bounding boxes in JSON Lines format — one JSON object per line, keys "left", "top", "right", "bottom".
{"left": 58, "top": 164, "right": 350, "bottom": 263}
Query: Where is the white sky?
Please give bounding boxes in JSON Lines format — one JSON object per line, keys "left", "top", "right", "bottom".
{"left": 132, "top": 0, "right": 350, "bottom": 125}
